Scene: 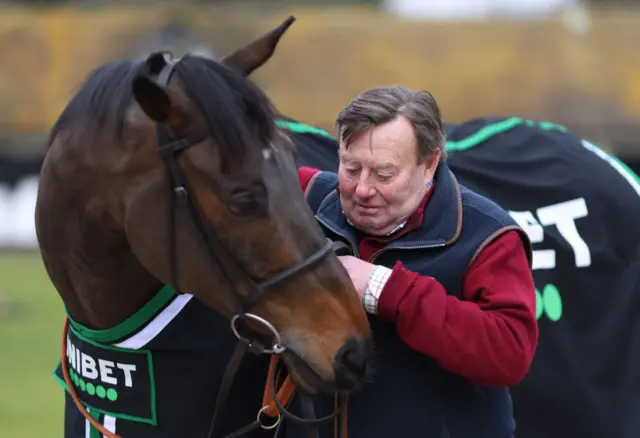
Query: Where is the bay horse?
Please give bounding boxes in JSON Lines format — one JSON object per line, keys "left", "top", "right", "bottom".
{"left": 36, "top": 17, "right": 372, "bottom": 438}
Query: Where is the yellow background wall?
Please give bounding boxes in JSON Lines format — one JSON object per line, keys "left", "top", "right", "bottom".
{"left": 0, "top": 5, "right": 638, "bottom": 142}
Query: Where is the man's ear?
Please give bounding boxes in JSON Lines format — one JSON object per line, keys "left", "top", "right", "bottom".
{"left": 429, "top": 149, "right": 442, "bottom": 169}
{"left": 220, "top": 16, "right": 295, "bottom": 76}
{"left": 422, "top": 149, "right": 441, "bottom": 182}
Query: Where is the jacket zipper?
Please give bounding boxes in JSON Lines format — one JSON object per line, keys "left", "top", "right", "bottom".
{"left": 316, "top": 217, "right": 359, "bottom": 257}
{"left": 368, "top": 243, "right": 446, "bottom": 264}
{"left": 316, "top": 216, "right": 448, "bottom": 263}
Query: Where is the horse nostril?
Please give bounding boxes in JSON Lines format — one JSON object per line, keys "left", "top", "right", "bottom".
{"left": 333, "top": 337, "right": 374, "bottom": 390}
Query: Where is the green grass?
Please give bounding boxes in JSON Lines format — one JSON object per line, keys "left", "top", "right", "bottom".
{"left": 0, "top": 252, "right": 65, "bottom": 437}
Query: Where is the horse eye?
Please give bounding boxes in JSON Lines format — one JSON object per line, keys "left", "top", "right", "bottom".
{"left": 228, "top": 190, "right": 265, "bottom": 217}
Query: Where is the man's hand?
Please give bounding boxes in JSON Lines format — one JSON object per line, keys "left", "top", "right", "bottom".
{"left": 338, "top": 255, "right": 377, "bottom": 299}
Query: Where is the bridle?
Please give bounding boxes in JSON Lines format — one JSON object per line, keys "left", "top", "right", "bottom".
{"left": 60, "top": 53, "right": 349, "bottom": 438}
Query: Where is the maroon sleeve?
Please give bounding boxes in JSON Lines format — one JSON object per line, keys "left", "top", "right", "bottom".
{"left": 376, "top": 230, "right": 538, "bottom": 386}
{"left": 298, "top": 166, "right": 321, "bottom": 192}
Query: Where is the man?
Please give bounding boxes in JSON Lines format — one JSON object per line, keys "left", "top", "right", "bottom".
{"left": 281, "top": 85, "right": 539, "bottom": 438}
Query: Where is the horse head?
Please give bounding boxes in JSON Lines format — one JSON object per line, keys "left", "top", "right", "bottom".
{"left": 37, "top": 28, "right": 372, "bottom": 395}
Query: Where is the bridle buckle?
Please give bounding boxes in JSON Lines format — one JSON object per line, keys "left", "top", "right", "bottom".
{"left": 230, "top": 313, "right": 286, "bottom": 355}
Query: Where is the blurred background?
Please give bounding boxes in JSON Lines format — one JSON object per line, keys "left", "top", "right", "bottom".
{"left": 0, "top": 0, "right": 639, "bottom": 436}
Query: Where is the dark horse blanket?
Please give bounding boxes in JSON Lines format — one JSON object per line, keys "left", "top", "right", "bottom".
{"left": 54, "top": 287, "right": 273, "bottom": 438}
{"left": 278, "top": 116, "right": 640, "bottom": 438}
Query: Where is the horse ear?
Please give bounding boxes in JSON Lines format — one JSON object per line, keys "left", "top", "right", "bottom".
{"left": 220, "top": 15, "right": 295, "bottom": 76}
{"left": 132, "top": 75, "right": 172, "bottom": 122}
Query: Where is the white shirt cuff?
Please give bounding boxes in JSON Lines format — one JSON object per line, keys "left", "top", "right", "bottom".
{"left": 362, "top": 265, "right": 393, "bottom": 314}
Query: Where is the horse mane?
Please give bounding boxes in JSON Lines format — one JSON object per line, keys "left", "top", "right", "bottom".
{"left": 49, "top": 59, "right": 141, "bottom": 146}
{"left": 48, "top": 54, "right": 277, "bottom": 168}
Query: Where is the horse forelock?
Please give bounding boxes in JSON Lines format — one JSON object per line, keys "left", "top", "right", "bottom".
{"left": 171, "top": 55, "right": 277, "bottom": 171}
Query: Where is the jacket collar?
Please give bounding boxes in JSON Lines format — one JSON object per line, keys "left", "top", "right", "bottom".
{"left": 315, "top": 162, "right": 463, "bottom": 249}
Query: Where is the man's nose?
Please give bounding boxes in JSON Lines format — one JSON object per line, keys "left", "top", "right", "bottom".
{"left": 355, "top": 179, "right": 375, "bottom": 198}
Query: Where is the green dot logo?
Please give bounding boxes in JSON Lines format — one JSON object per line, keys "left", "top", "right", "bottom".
{"left": 106, "top": 388, "right": 119, "bottom": 401}
{"left": 535, "top": 284, "right": 563, "bottom": 321}
{"left": 67, "top": 375, "right": 119, "bottom": 402}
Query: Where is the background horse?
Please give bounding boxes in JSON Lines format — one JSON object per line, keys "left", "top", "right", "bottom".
{"left": 37, "top": 19, "right": 373, "bottom": 438}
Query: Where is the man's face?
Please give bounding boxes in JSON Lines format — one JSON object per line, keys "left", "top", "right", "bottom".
{"left": 338, "top": 116, "right": 440, "bottom": 236}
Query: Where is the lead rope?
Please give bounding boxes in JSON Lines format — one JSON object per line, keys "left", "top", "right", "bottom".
{"left": 219, "top": 355, "right": 349, "bottom": 438}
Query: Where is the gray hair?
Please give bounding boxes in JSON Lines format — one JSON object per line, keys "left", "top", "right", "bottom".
{"left": 335, "top": 85, "right": 447, "bottom": 162}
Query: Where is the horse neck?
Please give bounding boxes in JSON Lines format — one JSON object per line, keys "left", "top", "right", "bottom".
{"left": 37, "top": 169, "right": 162, "bottom": 332}
{"left": 44, "top": 228, "right": 162, "bottom": 331}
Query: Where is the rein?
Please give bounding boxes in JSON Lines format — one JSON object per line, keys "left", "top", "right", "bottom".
{"left": 60, "top": 54, "right": 349, "bottom": 438}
